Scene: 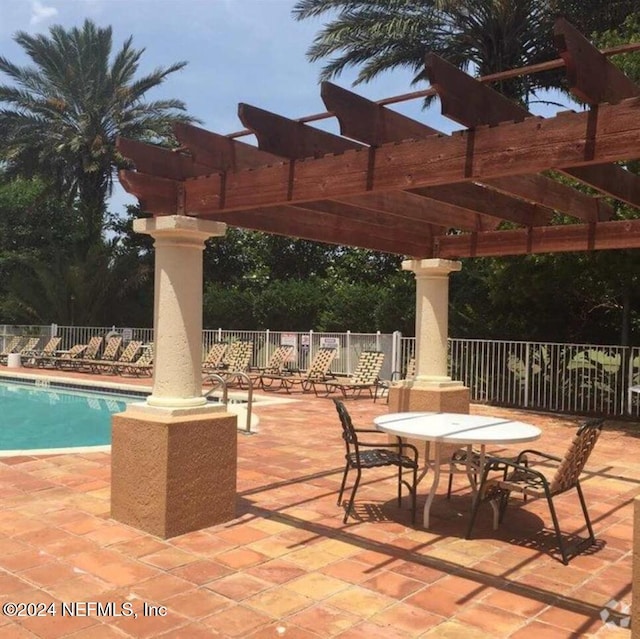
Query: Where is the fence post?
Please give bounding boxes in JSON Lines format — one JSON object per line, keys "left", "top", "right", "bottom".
{"left": 346, "top": 330, "right": 352, "bottom": 374}
{"left": 392, "top": 331, "right": 401, "bottom": 377}
{"left": 265, "top": 329, "right": 270, "bottom": 368}
{"left": 524, "top": 342, "right": 530, "bottom": 409}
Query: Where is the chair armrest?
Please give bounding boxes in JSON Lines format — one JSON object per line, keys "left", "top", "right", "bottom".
{"left": 515, "top": 449, "right": 562, "bottom": 464}
{"left": 354, "top": 428, "right": 384, "bottom": 434}
{"left": 480, "top": 455, "right": 550, "bottom": 486}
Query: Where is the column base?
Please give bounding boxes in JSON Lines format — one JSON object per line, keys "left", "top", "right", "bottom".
{"left": 632, "top": 496, "right": 640, "bottom": 637}
{"left": 388, "top": 381, "right": 470, "bottom": 414}
{"left": 111, "top": 407, "right": 237, "bottom": 538}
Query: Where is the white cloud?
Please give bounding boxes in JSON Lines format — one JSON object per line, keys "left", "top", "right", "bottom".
{"left": 30, "top": 1, "right": 58, "bottom": 25}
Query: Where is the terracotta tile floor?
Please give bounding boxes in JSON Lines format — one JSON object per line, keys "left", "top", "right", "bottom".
{"left": 0, "top": 369, "right": 636, "bottom": 637}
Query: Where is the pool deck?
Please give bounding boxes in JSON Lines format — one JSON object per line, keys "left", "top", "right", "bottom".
{"left": 0, "top": 367, "right": 636, "bottom": 638}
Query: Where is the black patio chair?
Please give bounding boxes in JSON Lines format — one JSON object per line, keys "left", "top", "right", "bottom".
{"left": 466, "top": 418, "right": 604, "bottom": 565}
{"left": 333, "top": 399, "right": 418, "bottom": 524}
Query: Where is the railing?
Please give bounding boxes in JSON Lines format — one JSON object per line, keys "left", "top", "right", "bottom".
{"left": 3, "top": 324, "right": 640, "bottom": 416}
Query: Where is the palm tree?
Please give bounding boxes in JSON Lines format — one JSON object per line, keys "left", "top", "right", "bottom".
{"left": 0, "top": 19, "right": 194, "bottom": 248}
{"left": 293, "top": 0, "right": 638, "bottom": 104}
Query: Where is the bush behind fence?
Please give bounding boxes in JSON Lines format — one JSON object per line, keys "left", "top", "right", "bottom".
{"left": 2, "top": 325, "right": 640, "bottom": 417}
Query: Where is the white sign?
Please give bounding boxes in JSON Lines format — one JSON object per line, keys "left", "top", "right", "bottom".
{"left": 122, "top": 328, "right": 133, "bottom": 342}
{"left": 281, "top": 333, "right": 297, "bottom": 348}
{"left": 301, "top": 334, "right": 310, "bottom": 347}
{"left": 320, "top": 336, "right": 340, "bottom": 351}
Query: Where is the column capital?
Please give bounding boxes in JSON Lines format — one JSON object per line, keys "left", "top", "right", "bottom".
{"left": 133, "top": 215, "right": 226, "bottom": 245}
{"left": 402, "top": 258, "right": 462, "bottom": 277}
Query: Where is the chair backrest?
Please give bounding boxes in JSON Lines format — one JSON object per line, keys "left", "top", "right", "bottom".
{"left": 19, "top": 338, "right": 40, "bottom": 353}
{"left": 41, "top": 337, "right": 61, "bottom": 354}
{"left": 307, "top": 347, "right": 337, "bottom": 378}
{"left": 265, "top": 345, "right": 294, "bottom": 372}
{"left": 1, "top": 336, "right": 23, "bottom": 355}
{"left": 226, "top": 341, "right": 253, "bottom": 371}
{"left": 101, "top": 336, "right": 123, "bottom": 361}
{"left": 134, "top": 344, "right": 154, "bottom": 366}
{"left": 61, "top": 344, "right": 87, "bottom": 359}
{"left": 333, "top": 399, "right": 359, "bottom": 456}
{"left": 83, "top": 336, "right": 103, "bottom": 360}
{"left": 405, "top": 357, "right": 416, "bottom": 379}
{"left": 204, "top": 343, "right": 227, "bottom": 366}
{"left": 549, "top": 418, "right": 604, "bottom": 494}
{"left": 118, "top": 341, "right": 142, "bottom": 363}
{"left": 351, "top": 351, "right": 385, "bottom": 384}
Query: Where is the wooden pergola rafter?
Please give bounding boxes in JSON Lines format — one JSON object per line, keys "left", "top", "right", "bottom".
{"left": 118, "top": 18, "right": 640, "bottom": 259}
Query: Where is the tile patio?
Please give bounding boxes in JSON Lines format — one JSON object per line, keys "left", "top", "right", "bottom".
{"left": 0, "top": 369, "right": 636, "bottom": 637}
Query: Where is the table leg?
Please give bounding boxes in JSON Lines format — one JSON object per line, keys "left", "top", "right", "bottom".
{"left": 423, "top": 443, "right": 442, "bottom": 529}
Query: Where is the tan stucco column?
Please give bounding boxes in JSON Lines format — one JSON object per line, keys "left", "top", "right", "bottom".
{"left": 111, "top": 215, "right": 238, "bottom": 538}
{"left": 135, "top": 215, "right": 226, "bottom": 408}
{"left": 388, "top": 258, "right": 470, "bottom": 413}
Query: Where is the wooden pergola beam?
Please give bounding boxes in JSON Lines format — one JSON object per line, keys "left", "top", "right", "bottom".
{"left": 321, "top": 81, "right": 439, "bottom": 144}
{"left": 204, "top": 207, "right": 429, "bottom": 256}
{"left": 179, "top": 96, "right": 640, "bottom": 214}
{"left": 411, "top": 184, "right": 553, "bottom": 226}
{"left": 335, "top": 191, "right": 499, "bottom": 231}
{"left": 173, "top": 122, "right": 281, "bottom": 170}
{"left": 293, "top": 199, "right": 436, "bottom": 240}
{"left": 434, "top": 219, "right": 640, "bottom": 258}
{"left": 554, "top": 17, "right": 640, "bottom": 105}
{"left": 322, "top": 75, "right": 609, "bottom": 222}
{"left": 424, "top": 51, "right": 640, "bottom": 209}
{"left": 483, "top": 174, "right": 613, "bottom": 222}
{"left": 119, "top": 171, "right": 179, "bottom": 214}
{"left": 116, "top": 138, "right": 213, "bottom": 179}
{"left": 238, "top": 103, "right": 362, "bottom": 159}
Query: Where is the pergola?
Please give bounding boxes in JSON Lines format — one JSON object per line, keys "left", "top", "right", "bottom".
{"left": 111, "top": 19, "right": 640, "bottom": 544}
{"left": 119, "top": 18, "right": 640, "bottom": 260}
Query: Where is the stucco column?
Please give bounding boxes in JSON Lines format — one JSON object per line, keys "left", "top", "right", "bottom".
{"left": 388, "top": 258, "right": 469, "bottom": 414}
{"left": 403, "top": 258, "right": 462, "bottom": 386}
{"left": 112, "top": 215, "right": 237, "bottom": 539}
{"left": 133, "top": 215, "right": 226, "bottom": 408}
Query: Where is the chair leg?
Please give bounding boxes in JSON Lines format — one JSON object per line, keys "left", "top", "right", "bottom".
{"left": 446, "top": 470, "right": 454, "bottom": 499}
{"left": 337, "top": 463, "right": 350, "bottom": 506}
{"left": 466, "top": 493, "right": 482, "bottom": 539}
{"left": 410, "top": 464, "right": 417, "bottom": 524}
{"left": 575, "top": 481, "right": 596, "bottom": 545}
{"left": 546, "top": 491, "right": 569, "bottom": 565}
{"left": 398, "top": 464, "right": 403, "bottom": 507}
{"left": 344, "top": 468, "right": 362, "bottom": 523}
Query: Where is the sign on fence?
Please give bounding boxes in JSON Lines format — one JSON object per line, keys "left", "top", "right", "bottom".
{"left": 320, "top": 336, "right": 340, "bottom": 352}
{"left": 281, "top": 333, "right": 297, "bottom": 348}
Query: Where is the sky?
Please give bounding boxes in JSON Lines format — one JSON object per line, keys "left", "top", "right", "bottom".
{"left": 0, "top": 0, "right": 578, "bottom": 215}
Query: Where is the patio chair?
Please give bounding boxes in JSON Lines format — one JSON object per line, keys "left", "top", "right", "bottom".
{"left": 24, "top": 336, "right": 61, "bottom": 367}
{"left": 374, "top": 357, "right": 415, "bottom": 403}
{"left": 47, "top": 344, "right": 88, "bottom": 369}
{"left": 312, "top": 350, "right": 385, "bottom": 398}
{"left": 0, "top": 336, "right": 24, "bottom": 365}
{"left": 98, "top": 340, "right": 142, "bottom": 375}
{"left": 219, "top": 341, "right": 254, "bottom": 386}
{"left": 78, "top": 336, "right": 123, "bottom": 373}
{"left": 248, "top": 344, "right": 294, "bottom": 388}
{"left": 260, "top": 347, "right": 337, "bottom": 393}
{"left": 202, "top": 342, "right": 228, "bottom": 374}
{"left": 118, "top": 344, "right": 153, "bottom": 376}
{"left": 58, "top": 336, "right": 103, "bottom": 370}
{"left": 334, "top": 399, "right": 418, "bottom": 524}
{"left": 466, "top": 418, "right": 604, "bottom": 565}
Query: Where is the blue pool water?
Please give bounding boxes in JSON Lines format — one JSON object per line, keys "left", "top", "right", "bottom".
{"left": 0, "top": 380, "right": 144, "bottom": 451}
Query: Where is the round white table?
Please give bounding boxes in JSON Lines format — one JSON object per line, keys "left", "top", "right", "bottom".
{"left": 374, "top": 412, "right": 541, "bottom": 528}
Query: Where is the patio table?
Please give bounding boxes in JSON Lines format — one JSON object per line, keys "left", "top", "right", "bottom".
{"left": 374, "top": 412, "right": 541, "bottom": 528}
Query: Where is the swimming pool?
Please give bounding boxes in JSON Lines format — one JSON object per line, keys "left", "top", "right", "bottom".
{"left": 0, "top": 379, "right": 147, "bottom": 453}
